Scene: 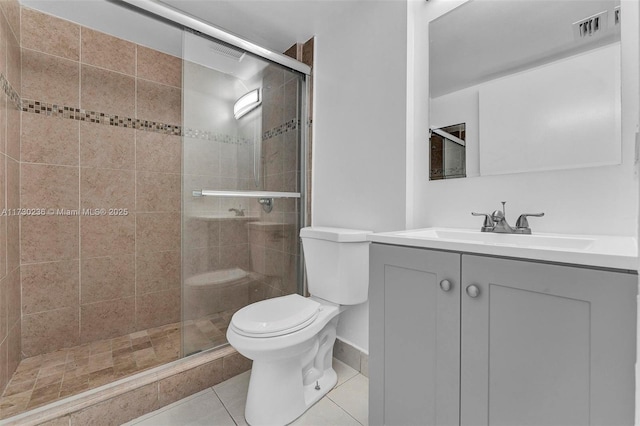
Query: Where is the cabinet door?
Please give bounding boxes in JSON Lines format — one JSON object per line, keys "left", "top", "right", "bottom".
{"left": 461, "top": 255, "right": 637, "bottom": 426}
{"left": 370, "top": 244, "right": 460, "bottom": 426}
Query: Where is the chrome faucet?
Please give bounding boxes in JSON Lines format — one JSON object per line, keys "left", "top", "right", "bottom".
{"left": 472, "top": 202, "right": 544, "bottom": 234}
{"left": 228, "top": 207, "right": 245, "bottom": 217}
{"left": 490, "top": 204, "right": 514, "bottom": 233}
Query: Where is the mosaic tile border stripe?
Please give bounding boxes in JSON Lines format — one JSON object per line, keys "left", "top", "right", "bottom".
{"left": 262, "top": 118, "right": 300, "bottom": 141}
{"left": 1, "top": 73, "right": 21, "bottom": 111}
{"left": 19, "top": 96, "right": 302, "bottom": 141}
{"left": 22, "top": 99, "right": 182, "bottom": 136}
{"left": 184, "top": 118, "right": 301, "bottom": 145}
{"left": 183, "top": 128, "right": 252, "bottom": 145}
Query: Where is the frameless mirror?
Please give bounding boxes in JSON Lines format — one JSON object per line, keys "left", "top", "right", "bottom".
{"left": 429, "top": 0, "right": 622, "bottom": 178}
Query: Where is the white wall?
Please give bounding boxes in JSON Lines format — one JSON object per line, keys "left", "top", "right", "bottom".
{"left": 411, "top": 0, "right": 639, "bottom": 238}
{"left": 311, "top": 1, "right": 409, "bottom": 352}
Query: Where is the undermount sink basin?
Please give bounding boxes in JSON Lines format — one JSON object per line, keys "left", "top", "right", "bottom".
{"left": 403, "top": 228, "right": 595, "bottom": 250}
{"left": 368, "top": 227, "right": 638, "bottom": 270}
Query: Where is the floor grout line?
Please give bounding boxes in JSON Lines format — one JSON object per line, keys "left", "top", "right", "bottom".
{"left": 214, "top": 385, "right": 240, "bottom": 426}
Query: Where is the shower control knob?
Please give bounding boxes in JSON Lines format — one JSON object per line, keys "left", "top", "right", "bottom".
{"left": 466, "top": 285, "right": 480, "bottom": 298}
{"left": 439, "top": 279, "right": 452, "bottom": 292}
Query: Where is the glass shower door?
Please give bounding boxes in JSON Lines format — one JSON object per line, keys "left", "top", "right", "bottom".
{"left": 181, "top": 31, "right": 305, "bottom": 356}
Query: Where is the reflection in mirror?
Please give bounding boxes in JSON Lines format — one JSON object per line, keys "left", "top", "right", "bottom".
{"left": 429, "top": 0, "right": 621, "bottom": 178}
{"left": 430, "top": 123, "right": 466, "bottom": 180}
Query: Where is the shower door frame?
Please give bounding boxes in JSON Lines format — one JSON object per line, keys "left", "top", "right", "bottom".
{"left": 120, "top": 0, "right": 311, "bottom": 75}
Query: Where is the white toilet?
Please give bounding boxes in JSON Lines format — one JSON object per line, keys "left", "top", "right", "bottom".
{"left": 226, "top": 226, "right": 371, "bottom": 426}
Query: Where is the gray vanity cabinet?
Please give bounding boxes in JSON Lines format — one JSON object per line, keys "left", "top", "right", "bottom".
{"left": 462, "top": 254, "right": 636, "bottom": 426}
{"left": 370, "top": 244, "right": 637, "bottom": 426}
{"left": 369, "top": 244, "right": 461, "bottom": 426}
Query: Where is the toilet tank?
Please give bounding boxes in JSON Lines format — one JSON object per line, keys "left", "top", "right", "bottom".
{"left": 300, "top": 227, "right": 372, "bottom": 305}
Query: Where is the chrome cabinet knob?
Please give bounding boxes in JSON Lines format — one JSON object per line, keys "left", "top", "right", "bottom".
{"left": 440, "top": 279, "right": 452, "bottom": 292}
{"left": 466, "top": 284, "right": 480, "bottom": 298}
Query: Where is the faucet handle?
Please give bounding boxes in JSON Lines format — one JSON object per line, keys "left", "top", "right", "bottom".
{"left": 471, "top": 212, "right": 495, "bottom": 232}
{"left": 515, "top": 213, "right": 545, "bottom": 233}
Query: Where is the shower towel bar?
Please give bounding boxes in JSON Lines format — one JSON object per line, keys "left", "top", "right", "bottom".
{"left": 192, "top": 190, "right": 301, "bottom": 198}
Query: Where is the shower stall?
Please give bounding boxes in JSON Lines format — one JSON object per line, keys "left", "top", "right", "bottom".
{"left": 0, "top": 0, "right": 309, "bottom": 419}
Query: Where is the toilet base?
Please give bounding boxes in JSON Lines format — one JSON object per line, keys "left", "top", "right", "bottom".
{"left": 229, "top": 300, "right": 342, "bottom": 426}
{"left": 302, "top": 366, "right": 337, "bottom": 411}
{"left": 244, "top": 360, "right": 337, "bottom": 426}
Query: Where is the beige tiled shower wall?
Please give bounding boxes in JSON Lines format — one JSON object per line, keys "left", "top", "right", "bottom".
{"left": 18, "top": 7, "right": 183, "bottom": 358}
{"left": 0, "top": 0, "right": 22, "bottom": 396}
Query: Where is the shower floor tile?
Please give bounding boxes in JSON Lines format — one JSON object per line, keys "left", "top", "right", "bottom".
{"left": 0, "top": 314, "right": 233, "bottom": 420}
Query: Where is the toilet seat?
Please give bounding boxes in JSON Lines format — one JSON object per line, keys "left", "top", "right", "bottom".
{"left": 231, "top": 294, "right": 321, "bottom": 338}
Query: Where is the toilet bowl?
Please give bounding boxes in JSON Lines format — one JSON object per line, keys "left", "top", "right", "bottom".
{"left": 228, "top": 294, "right": 342, "bottom": 425}
{"left": 226, "top": 227, "right": 371, "bottom": 426}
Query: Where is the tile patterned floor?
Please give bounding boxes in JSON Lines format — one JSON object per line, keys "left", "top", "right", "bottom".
{"left": 126, "top": 359, "right": 369, "bottom": 426}
{"left": 0, "top": 310, "right": 237, "bottom": 420}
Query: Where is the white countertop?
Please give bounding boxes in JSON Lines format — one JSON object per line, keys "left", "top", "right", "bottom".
{"left": 369, "top": 227, "right": 638, "bottom": 271}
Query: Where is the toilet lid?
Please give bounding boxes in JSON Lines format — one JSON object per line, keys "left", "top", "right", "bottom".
{"left": 231, "top": 294, "right": 321, "bottom": 337}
